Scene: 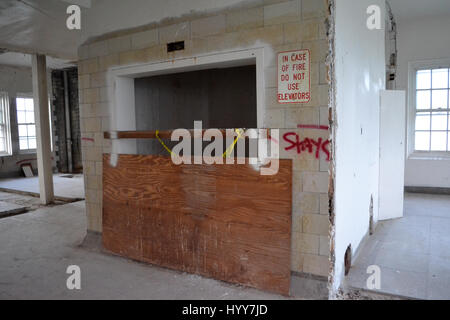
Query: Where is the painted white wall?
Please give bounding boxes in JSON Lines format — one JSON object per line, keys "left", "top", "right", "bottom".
{"left": 332, "top": 0, "right": 386, "bottom": 293}
{"left": 0, "top": 65, "right": 33, "bottom": 95}
{"left": 396, "top": 14, "right": 450, "bottom": 188}
{"left": 379, "top": 90, "right": 405, "bottom": 220}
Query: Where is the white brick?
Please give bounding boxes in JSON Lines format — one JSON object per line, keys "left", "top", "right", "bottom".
{"left": 296, "top": 192, "right": 319, "bottom": 214}
{"left": 107, "top": 35, "right": 132, "bottom": 54}
{"left": 191, "top": 15, "right": 226, "bottom": 38}
{"left": 319, "top": 235, "right": 329, "bottom": 256}
{"left": 284, "top": 20, "right": 319, "bottom": 43}
{"left": 131, "top": 29, "right": 159, "bottom": 49}
{"left": 293, "top": 232, "right": 319, "bottom": 255}
{"left": 319, "top": 62, "right": 328, "bottom": 84}
{"left": 159, "top": 22, "right": 190, "bottom": 43}
{"left": 264, "top": 66, "right": 277, "bottom": 88}
{"left": 302, "top": 253, "right": 328, "bottom": 277}
{"left": 302, "top": 0, "right": 327, "bottom": 19}
{"left": 263, "top": 108, "right": 284, "bottom": 128}
{"left": 285, "top": 107, "right": 319, "bottom": 128}
{"left": 292, "top": 210, "right": 302, "bottom": 233}
{"left": 319, "top": 106, "right": 329, "bottom": 126}
{"left": 226, "top": 7, "right": 263, "bottom": 32}
{"left": 303, "top": 213, "right": 329, "bottom": 235}
{"left": 303, "top": 171, "right": 328, "bottom": 193}
{"left": 89, "top": 40, "right": 108, "bottom": 57}
{"left": 319, "top": 193, "right": 328, "bottom": 215}
{"left": 264, "top": 0, "right": 300, "bottom": 26}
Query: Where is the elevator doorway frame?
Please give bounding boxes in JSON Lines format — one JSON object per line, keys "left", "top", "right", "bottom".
{"left": 106, "top": 48, "right": 266, "bottom": 155}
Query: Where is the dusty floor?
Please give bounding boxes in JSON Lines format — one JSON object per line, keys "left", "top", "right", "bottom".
{"left": 346, "top": 192, "right": 450, "bottom": 299}
{"left": 0, "top": 199, "right": 326, "bottom": 300}
{"left": 0, "top": 174, "right": 84, "bottom": 200}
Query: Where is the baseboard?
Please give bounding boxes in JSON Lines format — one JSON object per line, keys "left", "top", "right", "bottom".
{"left": 405, "top": 186, "right": 450, "bottom": 195}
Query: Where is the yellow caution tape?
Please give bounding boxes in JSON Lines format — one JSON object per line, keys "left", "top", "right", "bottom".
{"left": 156, "top": 130, "right": 174, "bottom": 155}
{"left": 222, "top": 129, "right": 243, "bottom": 158}
{"left": 156, "top": 129, "right": 244, "bottom": 159}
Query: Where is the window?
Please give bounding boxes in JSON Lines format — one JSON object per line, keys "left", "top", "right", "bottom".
{"left": 414, "top": 68, "right": 450, "bottom": 152}
{"left": 0, "top": 92, "right": 12, "bottom": 155}
{"left": 16, "top": 96, "right": 36, "bottom": 150}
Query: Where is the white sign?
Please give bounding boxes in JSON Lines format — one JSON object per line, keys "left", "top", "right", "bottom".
{"left": 277, "top": 49, "right": 310, "bottom": 104}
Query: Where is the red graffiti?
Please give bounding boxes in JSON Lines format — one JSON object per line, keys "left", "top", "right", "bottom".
{"left": 297, "top": 124, "right": 329, "bottom": 131}
{"left": 283, "top": 132, "right": 330, "bottom": 161}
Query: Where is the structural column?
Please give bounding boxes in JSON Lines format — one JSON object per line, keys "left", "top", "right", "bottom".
{"left": 32, "top": 54, "right": 54, "bottom": 204}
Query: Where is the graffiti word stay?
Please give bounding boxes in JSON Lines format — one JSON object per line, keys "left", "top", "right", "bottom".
{"left": 283, "top": 132, "right": 330, "bottom": 161}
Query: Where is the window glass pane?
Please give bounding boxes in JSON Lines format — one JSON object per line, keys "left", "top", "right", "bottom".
{"left": 415, "top": 112, "right": 431, "bottom": 130}
{"left": 0, "top": 138, "right": 4, "bottom": 152}
{"left": 431, "top": 132, "right": 447, "bottom": 151}
{"left": 18, "top": 124, "right": 27, "bottom": 137}
{"left": 28, "top": 138, "right": 36, "bottom": 149}
{"left": 432, "top": 90, "right": 448, "bottom": 109}
{"left": 417, "top": 70, "right": 431, "bottom": 89}
{"left": 25, "top": 98, "right": 34, "bottom": 111}
{"left": 27, "top": 125, "right": 36, "bottom": 137}
{"left": 16, "top": 98, "right": 25, "bottom": 111}
{"left": 17, "top": 110, "right": 26, "bottom": 124}
{"left": 25, "top": 111, "right": 35, "bottom": 124}
{"left": 432, "top": 68, "right": 449, "bottom": 89}
{"left": 0, "top": 125, "right": 4, "bottom": 138}
{"left": 415, "top": 131, "right": 430, "bottom": 151}
{"left": 417, "top": 90, "right": 431, "bottom": 109}
{"left": 19, "top": 138, "right": 28, "bottom": 150}
{"left": 431, "top": 112, "right": 448, "bottom": 131}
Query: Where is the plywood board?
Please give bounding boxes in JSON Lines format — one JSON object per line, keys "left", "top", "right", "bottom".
{"left": 102, "top": 154, "right": 292, "bottom": 295}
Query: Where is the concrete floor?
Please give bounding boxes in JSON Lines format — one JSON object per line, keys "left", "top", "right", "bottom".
{"left": 346, "top": 192, "right": 450, "bottom": 299}
{"left": 0, "top": 198, "right": 327, "bottom": 300}
{"left": 0, "top": 174, "right": 84, "bottom": 200}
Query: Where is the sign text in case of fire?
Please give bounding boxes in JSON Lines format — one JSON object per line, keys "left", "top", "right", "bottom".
{"left": 277, "top": 49, "right": 311, "bottom": 104}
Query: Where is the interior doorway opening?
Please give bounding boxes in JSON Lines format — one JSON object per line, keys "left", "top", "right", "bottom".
{"left": 133, "top": 65, "right": 257, "bottom": 156}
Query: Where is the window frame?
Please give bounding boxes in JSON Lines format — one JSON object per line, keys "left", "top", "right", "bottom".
{"left": 16, "top": 93, "right": 37, "bottom": 153}
{"left": 0, "top": 92, "right": 13, "bottom": 156}
{"left": 407, "top": 58, "right": 450, "bottom": 160}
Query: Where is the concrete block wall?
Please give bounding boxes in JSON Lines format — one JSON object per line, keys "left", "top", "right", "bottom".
{"left": 77, "top": 0, "right": 330, "bottom": 277}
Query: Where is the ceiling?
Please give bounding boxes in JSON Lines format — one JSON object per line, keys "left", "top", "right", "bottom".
{"left": 0, "top": 51, "right": 75, "bottom": 69}
{"left": 388, "top": 0, "right": 450, "bottom": 21}
{"left": 0, "top": 0, "right": 246, "bottom": 62}
{"left": 0, "top": 0, "right": 82, "bottom": 60}
{"left": 0, "top": 0, "right": 449, "bottom": 65}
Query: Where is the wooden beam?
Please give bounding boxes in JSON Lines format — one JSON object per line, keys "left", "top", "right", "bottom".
{"left": 103, "top": 129, "right": 268, "bottom": 140}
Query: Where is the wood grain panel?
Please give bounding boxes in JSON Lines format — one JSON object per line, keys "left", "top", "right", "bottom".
{"left": 102, "top": 154, "right": 292, "bottom": 295}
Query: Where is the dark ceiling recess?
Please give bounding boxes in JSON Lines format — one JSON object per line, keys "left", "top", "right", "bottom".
{"left": 167, "top": 41, "right": 185, "bottom": 53}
